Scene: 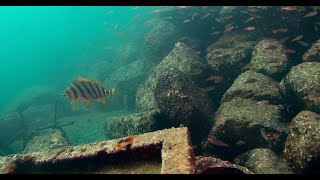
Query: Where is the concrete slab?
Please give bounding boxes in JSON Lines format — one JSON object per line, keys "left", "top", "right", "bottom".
{"left": 0, "top": 127, "right": 195, "bottom": 174}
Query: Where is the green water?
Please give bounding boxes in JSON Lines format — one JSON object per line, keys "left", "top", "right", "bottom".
{"left": 0, "top": 6, "right": 162, "bottom": 111}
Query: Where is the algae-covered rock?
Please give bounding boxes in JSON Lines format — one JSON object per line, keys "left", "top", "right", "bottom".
{"left": 155, "top": 68, "right": 216, "bottom": 145}
{"left": 136, "top": 42, "right": 208, "bottom": 112}
{"left": 195, "top": 156, "right": 252, "bottom": 174}
{"left": 104, "top": 109, "right": 167, "bottom": 139}
{"left": 103, "top": 59, "right": 148, "bottom": 112}
{"left": 234, "top": 148, "right": 293, "bottom": 174}
{"left": 0, "top": 112, "right": 25, "bottom": 155}
{"left": 282, "top": 62, "right": 320, "bottom": 114}
{"left": 5, "top": 86, "right": 58, "bottom": 113}
{"left": 221, "top": 70, "right": 285, "bottom": 105}
{"left": 284, "top": 111, "right": 320, "bottom": 173}
{"left": 250, "top": 38, "right": 289, "bottom": 81}
{"left": 23, "top": 129, "right": 70, "bottom": 153}
{"left": 21, "top": 104, "right": 55, "bottom": 133}
{"left": 206, "top": 39, "right": 257, "bottom": 73}
{"left": 203, "top": 98, "right": 289, "bottom": 158}
{"left": 142, "top": 20, "right": 181, "bottom": 69}
{"left": 303, "top": 40, "right": 320, "bottom": 62}
{"left": 205, "top": 32, "right": 258, "bottom": 103}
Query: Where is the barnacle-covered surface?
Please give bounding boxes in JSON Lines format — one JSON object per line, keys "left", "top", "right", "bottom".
{"left": 0, "top": 127, "right": 195, "bottom": 174}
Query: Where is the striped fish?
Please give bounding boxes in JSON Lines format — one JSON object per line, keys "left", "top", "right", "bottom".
{"left": 62, "top": 76, "right": 115, "bottom": 108}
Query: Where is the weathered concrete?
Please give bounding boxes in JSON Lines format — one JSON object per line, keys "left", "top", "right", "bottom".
{"left": 0, "top": 127, "right": 195, "bottom": 174}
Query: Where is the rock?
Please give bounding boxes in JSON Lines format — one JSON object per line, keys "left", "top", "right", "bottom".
{"left": 23, "top": 129, "right": 70, "bottom": 153}
{"left": 103, "top": 59, "right": 148, "bottom": 112}
{"left": 221, "top": 70, "right": 286, "bottom": 105}
{"left": 206, "top": 34, "right": 257, "bottom": 72}
{"left": 155, "top": 68, "right": 216, "bottom": 145}
{"left": 0, "top": 112, "right": 24, "bottom": 155}
{"left": 136, "top": 42, "right": 209, "bottom": 111}
{"left": 234, "top": 148, "right": 293, "bottom": 174}
{"left": 303, "top": 40, "right": 320, "bottom": 62}
{"left": 142, "top": 20, "right": 181, "bottom": 69}
{"left": 282, "top": 62, "right": 320, "bottom": 114}
{"left": 104, "top": 109, "right": 167, "bottom": 140}
{"left": 205, "top": 33, "right": 258, "bottom": 102}
{"left": 284, "top": 111, "right": 320, "bottom": 173}
{"left": 203, "top": 97, "right": 289, "bottom": 159}
{"left": 250, "top": 38, "right": 289, "bottom": 81}
{"left": 21, "top": 104, "right": 55, "bottom": 133}
{"left": 5, "top": 86, "right": 58, "bottom": 113}
{"left": 195, "top": 156, "right": 252, "bottom": 174}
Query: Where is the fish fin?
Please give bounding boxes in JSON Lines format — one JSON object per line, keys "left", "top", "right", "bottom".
{"left": 76, "top": 76, "right": 107, "bottom": 88}
{"left": 76, "top": 76, "right": 92, "bottom": 82}
{"left": 97, "top": 97, "right": 106, "bottom": 104}
{"left": 82, "top": 99, "right": 90, "bottom": 107}
{"left": 71, "top": 98, "right": 76, "bottom": 109}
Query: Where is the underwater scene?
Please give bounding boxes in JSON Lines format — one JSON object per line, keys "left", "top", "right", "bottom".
{"left": 0, "top": 6, "right": 320, "bottom": 174}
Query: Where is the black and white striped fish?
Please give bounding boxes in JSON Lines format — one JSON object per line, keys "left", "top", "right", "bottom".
{"left": 62, "top": 76, "right": 115, "bottom": 108}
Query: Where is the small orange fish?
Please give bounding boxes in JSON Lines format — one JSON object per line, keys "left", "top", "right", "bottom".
{"left": 247, "top": 7, "right": 258, "bottom": 13}
{"left": 152, "top": 9, "right": 160, "bottom": 13}
{"left": 244, "top": 17, "right": 254, "bottom": 23}
{"left": 297, "top": 41, "right": 309, "bottom": 47}
{"left": 203, "top": 86, "right": 215, "bottom": 92}
{"left": 279, "top": 36, "right": 290, "bottom": 44}
{"left": 303, "top": 11, "right": 318, "bottom": 18}
{"left": 244, "top": 26, "right": 255, "bottom": 31}
{"left": 206, "top": 75, "right": 224, "bottom": 83}
{"left": 280, "top": 6, "right": 295, "bottom": 11}
{"left": 210, "top": 31, "right": 221, "bottom": 35}
{"left": 224, "top": 25, "right": 235, "bottom": 33}
{"left": 207, "top": 137, "right": 229, "bottom": 147}
{"left": 272, "top": 28, "right": 288, "bottom": 34}
{"left": 223, "top": 15, "right": 233, "bottom": 20}
{"left": 201, "top": 13, "right": 211, "bottom": 19}
{"left": 283, "top": 48, "right": 296, "bottom": 54}
{"left": 183, "top": 19, "right": 190, "bottom": 23}
{"left": 311, "top": 6, "right": 320, "bottom": 11}
{"left": 278, "top": 28, "right": 288, "bottom": 33}
{"left": 272, "top": 29, "right": 279, "bottom": 34}
{"left": 291, "top": 35, "right": 304, "bottom": 42}
{"left": 177, "top": 6, "right": 188, "bottom": 9}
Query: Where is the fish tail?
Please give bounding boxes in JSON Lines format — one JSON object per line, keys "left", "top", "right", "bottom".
{"left": 110, "top": 87, "right": 115, "bottom": 97}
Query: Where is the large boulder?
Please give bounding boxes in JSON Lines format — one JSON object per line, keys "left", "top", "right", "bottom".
{"left": 284, "top": 111, "right": 320, "bottom": 173}
{"left": 0, "top": 112, "right": 24, "bottom": 155}
{"left": 23, "top": 129, "right": 70, "bottom": 153}
{"left": 103, "top": 59, "right": 148, "bottom": 112}
{"left": 195, "top": 156, "right": 252, "bottom": 174}
{"left": 142, "top": 20, "right": 182, "bottom": 69}
{"left": 5, "top": 86, "right": 58, "bottom": 113}
{"left": 234, "top": 148, "right": 293, "bottom": 174}
{"left": 104, "top": 109, "right": 167, "bottom": 140}
{"left": 205, "top": 32, "right": 258, "bottom": 102}
{"left": 250, "top": 38, "right": 289, "bottom": 81}
{"left": 155, "top": 67, "right": 216, "bottom": 145}
{"left": 21, "top": 104, "right": 55, "bottom": 133}
{"left": 221, "top": 70, "right": 286, "bottom": 105}
{"left": 136, "top": 42, "right": 209, "bottom": 112}
{"left": 303, "top": 40, "right": 320, "bottom": 62}
{"left": 282, "top": 62, "right": 320, "bottom": 114}
{"left": 203, "top": 97, "right": 289, "bottom": 159}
